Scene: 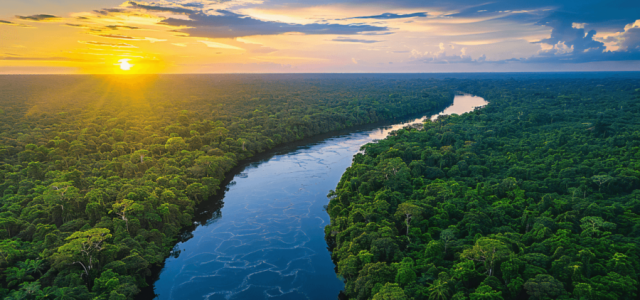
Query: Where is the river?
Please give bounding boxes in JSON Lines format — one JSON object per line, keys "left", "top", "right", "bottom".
{"left": 147, "top": 93, "right": 487, "bottom": 300}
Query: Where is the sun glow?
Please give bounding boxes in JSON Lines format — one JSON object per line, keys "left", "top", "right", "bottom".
{"left": 117, "top": 59, "right": 133, "bottom": 71}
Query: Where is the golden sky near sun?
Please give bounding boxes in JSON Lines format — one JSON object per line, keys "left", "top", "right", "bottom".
{"left": 1, "top": 0, "right": 639, "bottom": 73}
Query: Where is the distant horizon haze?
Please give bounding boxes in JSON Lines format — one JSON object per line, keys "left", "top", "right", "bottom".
{"left": 1, "top": 0, "right": 639, "bottom": 74}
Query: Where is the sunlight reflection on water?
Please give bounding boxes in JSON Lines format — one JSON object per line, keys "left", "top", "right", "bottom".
{"left": 430, "top": 93, "right": 488, "bottom": 121}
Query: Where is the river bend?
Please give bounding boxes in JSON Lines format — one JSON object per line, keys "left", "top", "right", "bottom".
{"left": 150, "top": 94, "right": 487, "bottom": 300}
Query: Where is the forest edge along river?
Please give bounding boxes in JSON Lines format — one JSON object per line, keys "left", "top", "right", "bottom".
{"left": 142, "top": 94, "right": 487, "bottom": 300}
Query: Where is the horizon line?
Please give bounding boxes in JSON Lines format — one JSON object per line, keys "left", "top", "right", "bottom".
{"left": 2, "top": 71, "right": 640, "bottom": 75}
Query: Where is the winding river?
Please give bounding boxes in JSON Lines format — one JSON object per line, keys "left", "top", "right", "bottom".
{"left": 147, "top": 94, "right": 487, "bottom": 300}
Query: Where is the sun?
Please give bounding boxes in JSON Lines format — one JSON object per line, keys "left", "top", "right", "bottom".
{"left": 116, "top": 59, "right": 133, "bottom": 71}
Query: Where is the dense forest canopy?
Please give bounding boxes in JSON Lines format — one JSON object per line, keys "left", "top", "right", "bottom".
{"left": 0, "top": 75, "right": 454, "bottom": 299}
{"left": 325, "top": 78, "right": 640, "bottom": 300}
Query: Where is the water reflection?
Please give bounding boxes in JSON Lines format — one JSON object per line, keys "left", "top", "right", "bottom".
{"left": 430, "top": 93, "right": 488, "bottom": 121}
{"left": 148, "top": 94, "right": 485, "bottom": 300}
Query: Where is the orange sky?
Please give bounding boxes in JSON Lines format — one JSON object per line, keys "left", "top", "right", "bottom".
{"left": 1, "top": 0, "right": 639, "bottom": 73}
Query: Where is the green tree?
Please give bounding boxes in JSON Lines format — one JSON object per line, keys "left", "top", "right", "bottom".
{"left": 338, "top": 255, "right": 360, "bottom": 280}
{"left": 573, "top": 283, "right": 595, "bottom": 300}
{"left": 93, "top": 269, "right": 121, "bottom": 295}
{"left": 133, "top": 149, "right": 149, "bottom": 163}
{"left": 56, "top": 228, "right": 112, "bottom": 278}
{"left": 394, "top": 203, "right": 423, "bottom": 242}
{"left": 590, "top": 272, "right": 637, "bottom": 300}
{"left": 591, "top": 175, "right": 612, "bottom": 192}
{"left": 580, "top": 216, "right": 615, "bottom": 238}
{"left": 0, "top": 240, "right": 22, "bottom": 265}
{"left": 461, "top": 238, "right": 511, "bottom": 276}
{"left": 17, "top": 259, "right": 46, "bottom": 277}
{"left": 523, "top": 274, "right": 565, "bottom": 300}
{"left": 395, "top": 267, "right": 416, "bottom": 287}
{"left": 428, "top": 278, "right": 451, "bottom": 300}
{"left": 372, "top": 283, "right": 408, "bottom": 300}
{"left": 19, "top": 281, "right": 41, "bottom": 297}
{"left": 470, "top": 283, "right": 503, "bottom": 300}
{"left": 4, "top": 267, "right": 34, "bottom": 288}
{"left": 110, "top": 199, "right": 143, "bottom": 232}
{"left": 440, "top": 228, "right": 457, "bottom": 254}
{"left": 351, "top": 262, "right": 396, "bottom": 300}
{"left": 165, "top": 137, "right": 187, "bottom": 153}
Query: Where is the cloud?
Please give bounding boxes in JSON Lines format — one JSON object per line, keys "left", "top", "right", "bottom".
{"left": 198, "top": 40, "right": 244, "bottom": 50}
{"left": 162, "top": 10, "right": 387, "bottom": 38}
{"left": 182, "top": 2, "right": 205, "bottom": 8}
{"left": 572, "top": 23, "right": 586, "bottom": 29}
{"left": 503, "top": 15, "right": 640, "bottom": 63}
{"left": 0, "top": 56, "right": 86, "bottom": 62}
{"left": 408, "top": 43, "right": 488, "bottom": 64}
{"left": 332, "top": 37, "right": 380, "bottom": 43}
{"left": 124, "top": 1, "right": 195, "bottom": 14}
{"left": 105, "top": 25, "right": 140, "bottom": 30}
{"left": 15, "top": 14, "right": 62, "bottom": 22}
{"left": 145, "top": 37, "right": 167, "bottom": 43}
{"left": 79, "top": 41, "right": 137, "bottom": 48}
{"left": 360, "top": 32, "right": 395, "bottom": 36}
{"left": 350, "top": 12, "right": 427, "bottom": 20}
{"left": 536, "top": 14, "right": 605, "bottom": 54}
{"left": 120, "top": 2, "right": 389, "bottom": 39}
{"left": 98, "top": 34, "right": 143, "bottom": 40}
{"left": 66, "top": 23, "right": 143, "bottom": 34}
{"left": 4, "top": 0, "right": 639, "bottom": 71}
{"left": 92, "top": 8, "right": 128, "bottom": 16}
{"left": 620, "top": 20, "right": 640, "bottom": 51}
{"left": 361, "top": 0, "right": 639, "bottom": 29}
{"left": 413, "top": 50, "right": 487, "bottom": 64}
{"left": 352, "top": 58, "right": 358, "bottom": 64}
{"left": 0, "top": 20, "right": 33, "bottom": 28}
{"left": 65, "top": 23, "right": 90, "bottom": 28}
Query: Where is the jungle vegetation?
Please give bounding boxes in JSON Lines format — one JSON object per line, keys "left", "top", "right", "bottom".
{"left": 325, "top": 78, "right": 640, "bottom": 300}
{"left": 0, "top": 75, "right": 453, "bottom": 299}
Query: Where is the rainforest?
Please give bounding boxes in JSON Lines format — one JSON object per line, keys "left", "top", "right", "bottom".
{"left": 0, "top": 74, "right": 639, "bottom": 300}
{"left": 325, "top": 76, "right": 640, "bottom": 300}
{"left": 0, "top": 74, "right": 454, "bottom": 299}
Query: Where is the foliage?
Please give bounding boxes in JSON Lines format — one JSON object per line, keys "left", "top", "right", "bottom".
{"left": 326, "top": 78, "right": 640, "bottom": 299}
{"left": 0, "top": 75, "right": 453, "bottom": 298}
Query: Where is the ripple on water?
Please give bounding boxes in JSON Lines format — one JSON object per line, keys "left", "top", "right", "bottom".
{"left": 151, "top": 94, "right": 487, "bottom": 300}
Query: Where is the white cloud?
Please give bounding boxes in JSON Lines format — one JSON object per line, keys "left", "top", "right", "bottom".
{"left": 145, "top": 37, "right": 167, "bottom": 43}
{"left": 198, "top": 40, "right": 244, "bottom": 50}
{"left": 593, "top": 19, "right": 640, "bottom": 52}
{"left": 572, "top": 23, "right": 586, "bottom": 29}
{"left": 553, "top": 41, "right": 573, "bottom": 54}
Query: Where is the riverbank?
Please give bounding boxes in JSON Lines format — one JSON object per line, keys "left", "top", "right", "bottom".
{"left": 326, "top": 78, "right": 640, "bottom": 300}
{"left": 0, "top": 75, "right": 458, "bottom": 300}
{"left": 141, "top": 94, "right": 485, "bottom": 300}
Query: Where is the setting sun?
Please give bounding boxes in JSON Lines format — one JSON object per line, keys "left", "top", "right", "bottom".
{"left": 117, "top": 59, "right": 133, "bottom": 71}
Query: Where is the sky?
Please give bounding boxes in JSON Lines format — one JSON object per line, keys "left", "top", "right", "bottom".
{"left": 1, "top": 0, "right": 640, "bottom": 73}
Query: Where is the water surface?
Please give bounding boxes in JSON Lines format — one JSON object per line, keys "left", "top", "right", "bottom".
{"left": 430, "top": 94, "right": 486, "bottom": 121}
{"left": 150, "top": 94, "right": 487, "bottom": 300}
